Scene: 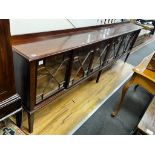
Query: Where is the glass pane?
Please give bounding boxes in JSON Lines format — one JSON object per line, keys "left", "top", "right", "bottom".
{"left": 125, "top": 33, "right": 136, "bottom": 52}
{"left": 123, "top": 34, "right": 132, "bottom": 53}
{"left": 36, "top": 54, "right": 69, "bottom": 103}
{"left": 114, "top": 36, "right": 123, "bottom": 57}
{"left": 70, "top": 48, "right": 92, "bottom": 85}
{"left": 105, "top": 37, "right": 122, "bottom": 63}
{"left": 117, "top": 34, "right": 132, "bottom": 57}
{"left": 92, "top": 42, "right": 109, "bottom": 71}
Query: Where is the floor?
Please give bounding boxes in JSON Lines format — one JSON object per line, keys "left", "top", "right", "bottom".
{"left": 0, "top": 119, "right": 25, "bottom": 135}
{"left": 74, "top": 40, "right": 155, "bottom": 135}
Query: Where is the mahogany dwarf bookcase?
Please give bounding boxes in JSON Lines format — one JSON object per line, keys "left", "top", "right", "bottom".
{"left": 12, "top": 22, "right": 141, "bottom": 133}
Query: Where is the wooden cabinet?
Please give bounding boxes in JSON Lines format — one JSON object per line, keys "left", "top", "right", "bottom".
{"left": 0, "top": 20, "right": 22, "bottom": 126}
{"left": 12, "top": 22, "right": 141, "bottom": 133}
{"left": 36, "top": 53, "right": 69, "bottom": 103}
{"left": 0, "top": 20, "right": 15, "bottom": 101}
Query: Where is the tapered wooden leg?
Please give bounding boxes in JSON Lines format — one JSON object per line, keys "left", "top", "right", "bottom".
{"left": 96, "top": 70, "right": 102, "bottom": 83}
{"left": 124, "top": 53, "right": 130, "bottom": 62}
{"left": 16, "top": 110, "right": 23, "bottom": 128}
{"left": 28, "top": 113, "right": 34, "bottom": 133}
{"left": 111, "top": 76, "right": 135, "bottom": 117}
{"left": 134, "top": 84, "right": 139, "bottom": 91}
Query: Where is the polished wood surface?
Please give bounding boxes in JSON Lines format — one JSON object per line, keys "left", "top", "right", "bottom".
{"left": 133, "top": 52, "right": 155, "bottom": 82}
{"left": 147, "top": 52, "right": 155, "bottom": 71}
{"left": 0, "top": 20, "right": 16, "bottom": 101}
{"left": 112, "top": 53, "right": 155, "bottom": 117}
{"left": 138, "top": 97, "right": 155, "bottom": 135}
{"left": 0, "top": 19, "right": 22, "bottom": 127}
{"left": 19, "top": 60, "right": 133, "bottom": 134}
{"left": 11, "top": 21, "right": 129, "bottom": 45}
{"left": 13, "top": 23, "right": 141, "bottom": 61}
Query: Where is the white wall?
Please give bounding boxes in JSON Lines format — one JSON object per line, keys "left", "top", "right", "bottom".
{"left": 10, "top": 19, "right": 122, "bottom": 35}
{"left": 10, "top": 19, "right": 73, "bottom": 35}
{"left": 69, "top": 19, "right": 98, "bottom": 27}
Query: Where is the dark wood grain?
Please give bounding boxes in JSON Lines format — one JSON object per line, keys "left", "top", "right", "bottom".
{"left": 0, "top": 20, "right": 16, "bottom": 101}
{"left": 11, "top": 21, "right": 129, "bottom": 45}
{"left": 13, "top": 23, "right": 141, "bottom": 61}
{"left": 0, "top": 19, "right": 22, "bottom": 128}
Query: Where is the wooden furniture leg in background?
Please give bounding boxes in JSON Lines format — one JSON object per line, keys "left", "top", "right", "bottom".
{"left": 111, "top": 74, "right": 136, "bottom": 117}
{"left": 28, "top": 113, "right": 34, "bottom": 133}
{"left": 134, "top": 84, "right": 139, "bottom": 91}
{"left": 16, "top": 110, "right": 23, "bottom": 128}
{"left": 96, "top": 70, "right": 102, "bottom": 83}
{"left": 15, "top": 98, "right": 23, "bottom": 128}
{"left": 124, "top": 53, "right": 130, "bottom": 62}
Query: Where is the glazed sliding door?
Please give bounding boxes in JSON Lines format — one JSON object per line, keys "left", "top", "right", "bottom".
{"left": 104, "top": 37, "right": 122, "bottom": 65}
{"left": 69, "top": 46, "right": 93, "bottom": 86}
{"left": 91, "top": 41, "right": 110, "bottom": 72}
{"left": 116, "top": 33, "right": 133, "bottom": 57}
{"left": 124, "top": 32, "right": 137, "bottom": 52}
{"left": 36, "top": 53, "right": 69, "bottom": 104}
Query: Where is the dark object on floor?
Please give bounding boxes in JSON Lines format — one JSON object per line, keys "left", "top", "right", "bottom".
{"left": 3, "top": 128, "right": 15, "bottom": 135}
{"left": 0, "top": 119, "right": 25, "bottom": 135}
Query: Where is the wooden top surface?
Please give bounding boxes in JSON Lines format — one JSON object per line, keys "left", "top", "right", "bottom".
{"left": 138, "top": 97, "right": 155, "bottom": 135}
{"left": 13, "top": 23, "right": 141, "bottom": 61}
{"left": 133, "top": 52, "right": 155, "bottom": 83}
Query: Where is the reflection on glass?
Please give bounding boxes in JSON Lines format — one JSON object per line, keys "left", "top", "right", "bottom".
{"left": 36, "top": 54, "right": 69, "bottom": 104}
{"left": 125, "top": 33, "right": 135, "bottom": 52}
{"left": 92, "top": 42, "right": 109, "bottom": 71}
{"left": 70, "top": 48, "right": 92, "bottom": 85}
{"left": 113, "top": 36, "right": 124, "bottom": 57}
{"left": 117, "top": 34, "right": 131, "bottom": 57}
{"left": 0, "top": 55, "right": 5, "bottom": 89}
{"left": 105, "top": 37, "right": 122, "bottom": 63}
